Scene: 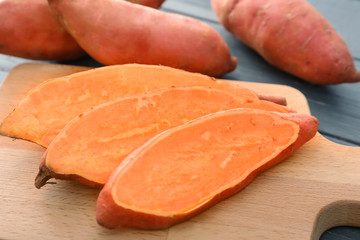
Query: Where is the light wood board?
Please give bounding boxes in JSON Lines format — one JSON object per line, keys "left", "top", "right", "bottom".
{"left": 1, "top": 63, "right": 360, "bottom": 240}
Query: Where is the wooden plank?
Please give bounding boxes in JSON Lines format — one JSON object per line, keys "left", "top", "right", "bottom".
{"left": 1, "top": 63, "right": 360, "bottom": 240}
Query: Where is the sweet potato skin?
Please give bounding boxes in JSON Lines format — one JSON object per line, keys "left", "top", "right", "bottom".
{"left": 212, "top": 0, "right": 360, "bottom": 84}
{"left": 0, "top": 0, "right": 85, "bottom": 60}
{"left": 47, "top": 0, "right": 237, "bottom": 77}
{"left": 96, "top": 109, "right": 318, "bottom": 229}
{"left": 125, "top": 0, "right": 165, "bottom": 8}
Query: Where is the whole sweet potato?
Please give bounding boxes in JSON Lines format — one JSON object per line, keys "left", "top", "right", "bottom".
{"left": 47, "top": 0, "right": 237, "bottom": 77}
{"left": 0, "top": 0, "right": 85, "bottom": 60}
{"left": 212, "top": 0, "right": 360, "bottom": 84}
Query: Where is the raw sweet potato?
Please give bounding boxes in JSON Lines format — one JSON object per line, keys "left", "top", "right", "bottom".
{"left": 47, "top": 0, "right": 237, "bottom": 77}
{"left": 0, "top": 0, "right": 85, "bottom": 60}
{"left": 96, "top": 108, "right": 318, "bottom": 229}
{"left": 211, "top": 0, "right": 360, "bottom": 84}
{"left": 0, "top": 64, "right": 286, "bottom": 148}
{"left": 34, "top": 86, "right": 292, "bottom": 188}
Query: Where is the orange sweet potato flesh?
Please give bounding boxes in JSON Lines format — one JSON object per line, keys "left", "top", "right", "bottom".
{"left": 211, "top": 0, "right": 360, "bottom": 84}
{"left": 96, "top": 108, "right": 318, "bottom": 229}
{"left": 0, "top": 64, "right": 286, "bottom": 148}
{"left": 47, "top": 0, "right": 237, "bottom": 77}
{"left": 34, "top": 86, "right": 291, "bottom": 189}
{"left": 0, "top": 0, "right": 85, "bottom": 60}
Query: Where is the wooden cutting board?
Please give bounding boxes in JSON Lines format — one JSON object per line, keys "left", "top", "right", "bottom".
{"left": 1, "top": 63, "right": 360, "bottom": 240}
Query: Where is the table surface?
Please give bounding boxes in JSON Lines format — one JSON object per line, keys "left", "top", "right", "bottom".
{"left": 0, "top": 0, "right": 359, "bottom": 239}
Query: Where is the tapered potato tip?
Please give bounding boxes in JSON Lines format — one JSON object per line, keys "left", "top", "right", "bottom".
{"left": 34, "top": 151, "right": 55, "bottom": 189}
{"left": 35, "top": 165, "right": 55, "bottom": 189}
{"left": 356, "top": 71, "right": 360, "bottom": 82}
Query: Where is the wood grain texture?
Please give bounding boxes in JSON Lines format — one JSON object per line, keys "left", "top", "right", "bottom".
{"left": 1, "top": 63, "right": 360, "bottom": 240}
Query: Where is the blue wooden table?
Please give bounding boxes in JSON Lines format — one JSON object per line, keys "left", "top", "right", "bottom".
{"left": 0, "top": 0, "right": 359, "bottom": 239}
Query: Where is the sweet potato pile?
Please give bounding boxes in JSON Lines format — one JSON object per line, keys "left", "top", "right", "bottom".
{"left": 0, "top": 64, "right": 319, "bottom": 229}
{"left": 1, "top": 0, "right": 358, "bottom": 82}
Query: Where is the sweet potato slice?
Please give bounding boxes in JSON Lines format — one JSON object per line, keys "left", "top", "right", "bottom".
{"left": 0, "top": 64, "right": 285, "bottom": 148}
{"left": 96, "top": 108, "right": 318, "bottom": 229}
{"left": 35, "top": 86, "right": 291, "bottom": 188}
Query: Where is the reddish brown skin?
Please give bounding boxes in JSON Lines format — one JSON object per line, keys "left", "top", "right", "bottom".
{"left": 96, "top": 112, "right": 318, "bottom": 229}
{"left": 125, "top": 0, "right": 165, "bottom": 8}
{"left": 0, "top": 0, "right": 85, "bottom": 60}
{"left": 96, "top": 169, "right": 264, "bottom": 229}
{"left": 35, "top": 151, "right": 103, "bottom": 189}
{"left": 212, "top": 0, "right": 360, "bottom": 84}
{"left": 47, "top": 0, "right": 237, "bottom": 77}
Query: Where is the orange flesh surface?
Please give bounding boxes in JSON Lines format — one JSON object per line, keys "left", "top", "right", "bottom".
{"left": 111, "top": 110, "right": 299, "bottom": 215}
{"left": 45, "top": 87, "right": 289, "bottom": 185}
{"left": 0, "top": 64, "right": 258, "bottom": 147}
